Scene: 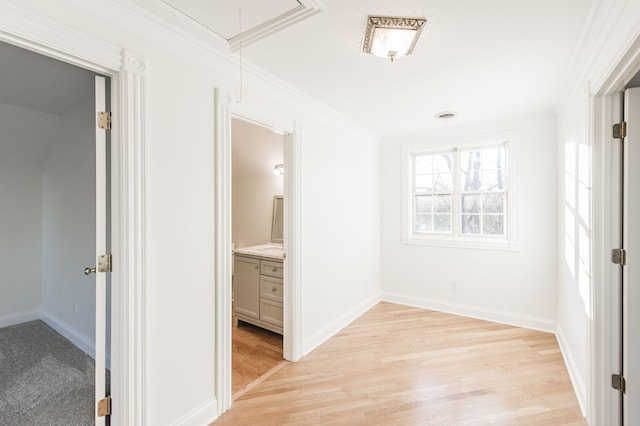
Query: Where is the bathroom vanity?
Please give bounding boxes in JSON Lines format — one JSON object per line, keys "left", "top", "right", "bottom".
{"left": 233, "top": 244, "right": 284, "bottom": 334}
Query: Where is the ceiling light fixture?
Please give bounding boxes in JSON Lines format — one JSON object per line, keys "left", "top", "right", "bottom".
{"left": 273, "top": 164, "right": 284, "bottom": 176}
{"left": 362, "top": 16, "right": 427, "bottom": 62}
{"left": 435, "top": 111, "right": 456, "bottom": 121}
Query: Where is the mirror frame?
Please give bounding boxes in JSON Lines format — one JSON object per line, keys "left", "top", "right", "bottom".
{"left": 271, "top": 195, "right": 284, "bottom": 244}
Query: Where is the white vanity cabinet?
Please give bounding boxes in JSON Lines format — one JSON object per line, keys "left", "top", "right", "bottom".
{"left": 234, "top": 253, "right": 283, "bottom": 334}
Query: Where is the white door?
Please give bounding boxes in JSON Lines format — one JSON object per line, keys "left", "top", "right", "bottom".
{"left": 93, "top": 75, "right": 110, "bottom": 425}
{"left": 623, "top": 87, "right": 640, "bottom": 425}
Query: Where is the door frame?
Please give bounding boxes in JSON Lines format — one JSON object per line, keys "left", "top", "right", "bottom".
{"left": 214, "top": 92, "right": 302, "bottom": 414}
{"left": 0, "top": 5, "right": 149, "bottom": 425}
{"left": 590, "top": 34, "right": 640, "bottom": 425}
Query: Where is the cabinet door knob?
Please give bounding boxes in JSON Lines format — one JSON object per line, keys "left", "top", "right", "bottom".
{"left": 255, "top": 265, "right": 259, "bottom": 269}
{"left": 272, "top": 287, "right": 277, "bottom": 292}
{"left": 272, "top": 267, "right": 277, "bottom": 272}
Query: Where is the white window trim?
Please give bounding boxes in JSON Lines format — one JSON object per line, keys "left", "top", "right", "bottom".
{"left": 401, "top": 133, "right": 519, "bottom": 251}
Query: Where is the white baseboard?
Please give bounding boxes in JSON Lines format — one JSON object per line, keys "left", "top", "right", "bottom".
{"left": 302, "top": 292, "right": 381, "bottom": 356}
{"left": 382, "top": 291, "right": 557, "bottom": 333}
{"left": 172, "top": 398, "right": 218, "bottom": 426}
{"left": 40, "top": 309, "right": 96, "bottom": 359}
{"left": 0, "top": 309, "right": 40, "bottom": 328}
{"left": 556, "top": 324, "right": 587, "bottom": 416}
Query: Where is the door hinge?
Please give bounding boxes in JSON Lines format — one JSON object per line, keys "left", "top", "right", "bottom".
{"left": 97, "top": 254, "right": 112, "bottom": 273}
{"left": 612, "top": 374, "right": 626, "bottom": 393}
{"left": 97, "top": 396, "right": 111, "bottom": 417}
{"left": 612, "top": 248, "right": 626, "bottom": 265}
{"left": 97, "top": 111, "right": 112, "bottom": 130}
{"left": 613, "top": 121, "right": 627, "bottom": 139}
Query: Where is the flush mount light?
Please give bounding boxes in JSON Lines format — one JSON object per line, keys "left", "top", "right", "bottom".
{"left": 435, "top": 111, "right": 456, "bottom": 121}
{"left": 362, "top": 16, "right": 427, "bottom": 62}
{"left": 273, "top": 164, "right": 284, "bottom": 176}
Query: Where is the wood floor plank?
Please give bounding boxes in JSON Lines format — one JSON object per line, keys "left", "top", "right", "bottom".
{"left": 216, "top": 302, "right": 585, "bottom": 425}
{"left": 232, "top": 321, "right": 283, "bottom": 395}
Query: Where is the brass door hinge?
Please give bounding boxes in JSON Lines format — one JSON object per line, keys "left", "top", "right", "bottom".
{"left": 612, "top": 248, "right": 626, "bottom": 266}
{"left": 613, "top": 121, "right": 627, "bottom": 139}
{"left": 97, "top": 396, "right": 111, "bottom": 417}
{"left": 97, "top": 111, "right": 112, "bottom": 130}
{"left": 98, "top": 254, "right": 112, "bottom": 273}
{"left": 612, "top": 374, "right": 626, "bottom": 393}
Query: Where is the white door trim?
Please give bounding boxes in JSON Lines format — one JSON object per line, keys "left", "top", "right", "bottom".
{"left": 214, "top": 96, "right": 303, "bottom": 415}
{"left": 0, "top": 5, "right": 149, "bottom": 425}
{"left": 590, "top": 34, "right": 640, "bottom": 425}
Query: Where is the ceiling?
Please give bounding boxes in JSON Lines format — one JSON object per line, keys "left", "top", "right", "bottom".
{"left": 162, "top": 0, "right": 301, "bottom": 40}
{"left": 0, "top": 41, "right": 95, "bottom": 115}
{"left": 165, "top": 0, "right": 594, "bottom": 136}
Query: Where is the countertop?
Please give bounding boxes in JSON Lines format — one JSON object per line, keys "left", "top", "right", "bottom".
{"left": 233, "top": 243, "right": 284, "bottom": 260}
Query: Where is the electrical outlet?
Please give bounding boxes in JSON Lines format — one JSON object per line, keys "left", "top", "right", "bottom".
{"left": 450, "top": 282, "right": 457, "bottom": 292}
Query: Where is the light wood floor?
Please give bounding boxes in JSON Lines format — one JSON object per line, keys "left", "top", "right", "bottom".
{"left": 215, "top": 302, "right": 585, "bottom": 425}
{"left": 233, "top": 321, "right": 284, "bottom": 396}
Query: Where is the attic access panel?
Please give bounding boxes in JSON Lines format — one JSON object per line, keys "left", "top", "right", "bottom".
{"left": 161, "top": 0, "right": 322, "bottom": 50}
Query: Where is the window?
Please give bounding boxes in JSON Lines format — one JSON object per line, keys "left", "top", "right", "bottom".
{"left": 403, "top": 138, "right": 517, "bottom": 250}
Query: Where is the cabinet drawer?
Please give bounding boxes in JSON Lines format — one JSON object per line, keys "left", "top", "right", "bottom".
{"left": 261, "top": 260, "right": 283, "bottom": 278}
{"left": 260, "top": 276, "right": 283, "bottom": 302}
{"left": 260, "top": 299, "right": 283, "bottom": 327}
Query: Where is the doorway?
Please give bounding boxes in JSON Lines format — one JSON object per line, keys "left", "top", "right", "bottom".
{"left": 591, "top": 41, "right": 640, "bottom": 424}
{"left": 214, "top": 90, "right": 302, "bottom": 414}
{"left": 0, "top": 41, "right": 111, "bottom": 424}
{"left": 230, "top": 117, "right": 286, "bottom": 397}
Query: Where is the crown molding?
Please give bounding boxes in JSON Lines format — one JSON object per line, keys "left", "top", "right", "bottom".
{"left": 229, "top": 1, "right": 325, "bottom": 52}
{"left": 122, "top": 0, "right": 324, "bottom": 54}
{"left": 113, "top": 0, "right": 374, "bottom": 140}
{"left": 114, "top": 0, "right": 230, "bottom": 53}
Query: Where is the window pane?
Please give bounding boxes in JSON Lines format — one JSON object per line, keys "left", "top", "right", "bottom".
{"left": 434, "top": 172, "right": 452, "bottom": 191}
{"left": 481, "top": 170, "right": 504, "bottom": 190}
{"left": 433, "top": 195, "right": 451, "bottom": 213}
{"left": 433, "top": 214, "right": 451, "bottom": 232}
{"left": 415, "top": 174, "right": 432, "bottom": 192}
{"left": 434, "top": 153, "right": 452, "bottom": 174}
{"left": 415, "top": 213, "right": 432, "bottom": 233}
{"left": 461, "top": 146, "right": 506, "bottom": 191}
{"left": 415, "top": 155, "right": 432, "bottom": 175}
{"left": 462, "top": 214, "right": 481, "bottom": 234}
{"left": 483, "top": 193, "right": 504, "bottom": 213}
{"left": 462, "top": 194, "right": 480, "bottom": 213}
{"left": 483, "top": 215, "right": 504, "bottom": 235}
{"left": 415, "top": 195, "right": 432, "bottom": 213}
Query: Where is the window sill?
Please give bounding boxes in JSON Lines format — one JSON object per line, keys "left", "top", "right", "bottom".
{"left": 402, "top": 235, "right": 519, "bottom": 252}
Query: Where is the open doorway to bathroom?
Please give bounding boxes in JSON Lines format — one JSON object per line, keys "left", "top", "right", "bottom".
{"left": 230, "top": 117, "right": 286, "bottom": 397}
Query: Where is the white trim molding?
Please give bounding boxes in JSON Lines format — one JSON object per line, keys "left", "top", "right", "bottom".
{"left": 382, "top": 292, "right": 556, "bottom": 334}
{"left": 229, "top": 1, "right": 325, "bottom": 51}
{"left": 283, "top": 126, "right": 303, "bottom": 361}
{"left": 172, "top": 398, "right": 218, "bottom": 426}
{"left": 214, "top": 88, "right": 233, "bottom": 416}
{"left": 0, "top": 309, "right": 40, "bottom": 328}
{"left": 557, "top": 324, "right": 587, "bottom": 416}
{"left": 116, "top": 48, "right": 150, "bottom": 426}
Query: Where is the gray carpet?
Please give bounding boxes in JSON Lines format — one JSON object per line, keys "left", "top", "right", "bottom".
{"left": 0, "top": 320, "right": 98, "bottom": 425}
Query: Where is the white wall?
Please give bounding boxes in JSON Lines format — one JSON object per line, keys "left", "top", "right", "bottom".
{"left": 0, "top": 2, "right": 381, "bottom": 423}
{"left": 41, "top": 94, "right": 97, "bottom": 355}
{"left": 232, "top": 119, "right": 283, "bottom": 248}
{"left": 380, "top": 113, "right": 558, "bottom": 330}
{"left": 0, "top": 103, "right": 56, "bottom": 326}
{"left": 555, "top": 0, "right": 640, "bottom": 417}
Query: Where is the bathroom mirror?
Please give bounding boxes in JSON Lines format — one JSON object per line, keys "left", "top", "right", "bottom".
{"left": 271, "top": 195, "right": 284, "bottom": 244}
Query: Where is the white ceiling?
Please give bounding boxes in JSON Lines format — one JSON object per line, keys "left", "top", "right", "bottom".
{"left": 168, "top": 0, "right": 595, "bottom": 136}
{"left": 162, "top": 0, "right": 300, "bottom": 40}
{"left": 0, "top": 41, "right": 95, "bottom": 115}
